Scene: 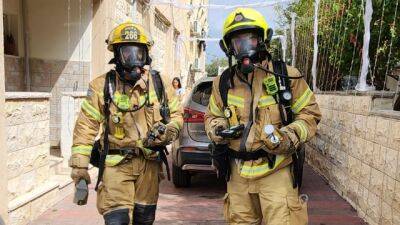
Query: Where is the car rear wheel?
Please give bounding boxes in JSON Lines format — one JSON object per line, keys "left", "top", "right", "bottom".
{"left": 172, "top": 165, "right": 191, "bottom": 187}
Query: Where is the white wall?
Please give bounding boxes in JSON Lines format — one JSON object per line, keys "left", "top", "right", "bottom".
{"left": 26, "top": 0, "right": 92, "bottom": 62}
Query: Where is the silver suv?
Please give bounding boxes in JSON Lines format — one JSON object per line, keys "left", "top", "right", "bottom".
{"left": 171, "top": 76, "right": 216, "bottom": 187}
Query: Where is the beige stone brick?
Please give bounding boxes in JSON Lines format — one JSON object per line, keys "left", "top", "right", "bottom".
{"left": 8, "top": 170, "right": 36, "bottom": 201}
{"left": 35, "top": 165, "right": 50, "bottom": 188}
{"left": 347, "top": 135, "right": 357, "bottom": 157}
{"left": 9, "top": 202, "right": 31, "bottom": 225}
{"left": 341, "top": 95, "right": 354, "bottom": 113}
{"left": 31, "top": 101, "right": 50, "bottom": 122}
{"left": 393, "top": 181, "right": 400, "bottom": 212}
{"left": 353, "top": 115, "right": 367, "bottom": 138}
{"left": 331, "top": 110, "right": 339, "bottom": 128}
{"left": 342, "top": 133, "right": 353, "bottom": 153}
{"left": 348, "top": 156, "right": 362, "bottom": 180}
{"left": 372, "top": 143, "right": 385, "bottom": 172}
{"left": 381, "top": 201, "right": 393, "bottom": 225}
{"left": 30, "top": 188, "right": 59, "bottom": 220}
{"left": 357, "top": 184, "right": 369, "bottom": 214}
{"left": 397, "top": 157, "right": 400, "bottom": 182}
{"left": 336, "top": 149, "right": 348, "bottom": 170}
{"left": 5, "top": 101, "right": 24, "bottom": 126}
{"left": 363, "top": 140, "right": 374, "bottom": 166}
{"left": 360, "top": 163, "right": 371, "bottom": 188}
{"left": 345, "top": 178, "right": 359, "bottom": 204}
{"left": 384, "top": 147, "right": 399, "bottom": 179}
{"left": 316, "top": 138, "right": 327, "bottom": 154}
{"left": 383, "top": 175, "right": 396, "bottom": 205}
{"left": 7, "top": 125, "right": 19, "bottom": 151}
{"left": 333, "top": 95, "right": 343, "bottom": 111}
{"left": 375, "top": 117, "right": 390, "bottom": 146}
{"left": 330, "top": 129, "right": 341, "bottom": 147}
{"left": 393, "top": 208, "right": 400, "bottom": 225}
{"left": 7, "top": 143, "right": 50, "bottom": 179}
{"left": 327, "top": 95, "right": 335, "bottom": 110}
{"left": 369, "top": 167, "right": 383, "bottom": 196}
{"left": 315, "top": 94, "right": 324, "bottom": 107}
{"left": 367, "top": 191, "right": 382, "bottom": 223}
{"left": 353, "top": 96, "right": 372, "bottom": 115}
{"left": 366, "top": 116, "right": 377, "bottom": 141}
{"left": 365, "top": 215, "right": 379, "bottom": 225}
{"left": 389, "top": 121, "right": 400, "bottom": 152}
{"left": 353, "top": 136, "right": 367, "bottom": 160}
{"left": 344, "top": 112, "right": 355, "bottom": 133}
{"left": 324, "top": 109, "right": 333, "bottom": 126}
{"left": 319, "top": 108, "right": 326, "bottom": 124}
{"left": 331, "top": 165, "right": 347, "bottom": 192}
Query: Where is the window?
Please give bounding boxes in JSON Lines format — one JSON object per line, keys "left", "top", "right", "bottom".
{"left": 191, "top": 82, "right": 212, "bottom": 106}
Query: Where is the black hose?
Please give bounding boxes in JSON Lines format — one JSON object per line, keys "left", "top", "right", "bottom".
{"left": 255, "top": 65, "right": 304, "bottom": 79}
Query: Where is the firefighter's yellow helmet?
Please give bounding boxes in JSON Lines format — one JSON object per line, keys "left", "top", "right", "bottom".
{"left": 107, "top": 20, "right": 153, "bottom": 52}
{"left": 222, "top": 8, "right": 269, "bottom": 49}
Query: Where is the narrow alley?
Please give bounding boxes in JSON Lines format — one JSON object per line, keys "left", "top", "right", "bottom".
{"left": 30, "top": 165, "right": 367, "bottom": 225}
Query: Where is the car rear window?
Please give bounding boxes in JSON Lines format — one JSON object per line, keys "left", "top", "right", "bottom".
{"left": 191, "top": 81, "right": 212, "bottom": 106}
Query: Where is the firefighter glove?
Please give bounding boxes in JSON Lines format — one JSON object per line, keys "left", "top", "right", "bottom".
{"left": 264, "top": 128, "right": 297, "bottom": 156}
{"left": 71, "top": 168, "right": 91, "bottom": 185}
{"left": 145, "top": 122, "right": 178, "bottom": 146}
{"left": 207, "top": 119, "right": 229, "bottom": 144}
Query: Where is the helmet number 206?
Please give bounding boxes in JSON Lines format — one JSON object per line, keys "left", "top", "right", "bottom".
{"left": 123, "top": 27, "right": 139, "bottom": 41}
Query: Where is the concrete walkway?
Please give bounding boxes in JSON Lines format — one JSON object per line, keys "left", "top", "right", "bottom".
{"left": 30, "top": 164, "right": 367, "bottom": 225}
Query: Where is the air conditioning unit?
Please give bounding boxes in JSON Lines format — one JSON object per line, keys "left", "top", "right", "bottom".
{"left": 191, "top": 58, "right": 201, "bottom": 72}
{"left": 191, "top": 20, "right": 202, "bottom": 37}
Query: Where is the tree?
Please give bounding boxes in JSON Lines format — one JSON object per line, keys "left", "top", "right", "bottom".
{"left": 206, "top": 58, "right": 228, "bottom": 76}
{"left": 276, "top": 0, "right": 400, "bottom": 91}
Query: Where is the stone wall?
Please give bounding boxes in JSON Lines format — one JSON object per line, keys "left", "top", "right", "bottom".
{"left": 307, "top": 92, "right": 400, "bottom": 225}
{"left": 4, "top": 92, "right": 94, "bottom": 225}
{"left": 4, "top": 93, "right": 52, "bottom": 225}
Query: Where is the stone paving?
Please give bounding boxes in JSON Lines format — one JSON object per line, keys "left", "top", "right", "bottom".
{"left": 30, "top": 164, "right": 367, "bottom": 225}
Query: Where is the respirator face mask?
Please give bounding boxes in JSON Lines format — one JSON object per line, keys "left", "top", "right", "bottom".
{"left": 230, "top": 32, "right": 260, "bottom": 74}
{"left": 118, "top": 44, "right": 147, "bottom": 81}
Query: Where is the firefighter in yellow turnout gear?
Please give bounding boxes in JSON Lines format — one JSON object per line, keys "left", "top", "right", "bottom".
{"left": 205, "top": 8, "right": 321, "bottom": 225}
{"left": 69, "top": 21, "right": 183, "bottom": 225}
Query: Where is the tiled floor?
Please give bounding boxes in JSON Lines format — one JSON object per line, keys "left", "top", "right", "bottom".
{"left": 30, "top": 164, "right": 367, "bottom": 225}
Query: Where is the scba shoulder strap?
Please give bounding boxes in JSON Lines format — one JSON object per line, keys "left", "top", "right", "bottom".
{"left": 150, "top": 70, "right": 171, "bottom": 123}
{"left": 94, "top": 70, "right": 113, "bottom": 190}
{"left": 271, "top": 61, "right": 305, "bottom": 189}
{"left": 219, "top": 68, "right": 231, "bottom": 108}
{"left": 272, "top": 60, "right": 294, "bottom": 126}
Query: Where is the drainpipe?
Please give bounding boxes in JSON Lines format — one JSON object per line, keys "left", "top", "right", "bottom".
{"left": 21, "top": 0, "right": 30, "bottom": 91}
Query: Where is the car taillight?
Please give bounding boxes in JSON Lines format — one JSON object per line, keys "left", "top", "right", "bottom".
{"left": 184, "top": 107, "right": 205, "bottom": 123}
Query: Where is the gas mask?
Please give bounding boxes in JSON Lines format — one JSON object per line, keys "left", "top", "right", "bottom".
{"left": 230, "top": 32, "right": 266, "bottom": 74}
{"left": 115, "top": 44, "right": 148, "bottom": 83}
